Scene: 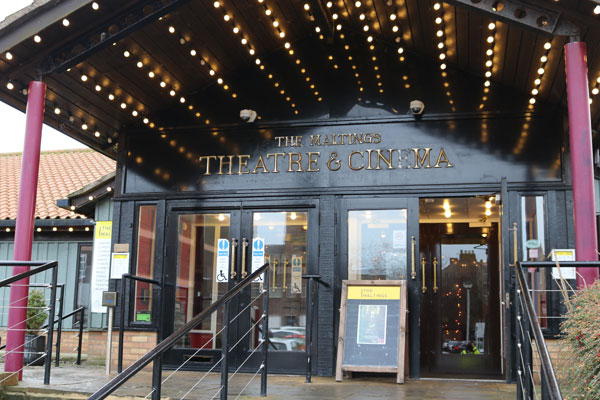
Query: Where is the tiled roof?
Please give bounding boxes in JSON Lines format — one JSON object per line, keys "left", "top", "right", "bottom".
{"left": 0, "top": 149, "right": 115, "bottom": 220}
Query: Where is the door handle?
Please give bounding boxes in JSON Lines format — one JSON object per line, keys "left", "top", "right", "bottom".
{"left": 283, "top": 258, "right": 288, "bottom": 293}
{"left": 411, "top": 236, "right": 416, "bottom": 279}
{"left": 272, "top": 257, "right": 278, "bottom": 292}
{"left": 421, "top": 257, "right": 427, "bottom": 294}
{"left": 230, "top": 238, "right": 238, "bottom": 279}
{"left": 433, "top": 257, "right": 438, "bottom": 294}
{"left": 241, "top": 238, "right": 248, "bottom": 278}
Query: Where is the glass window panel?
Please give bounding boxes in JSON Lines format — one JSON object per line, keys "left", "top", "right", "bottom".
{"left": 134, "top": 205, "right": 157, "bottom": 322}
{"left": 348, "top": 210, "right": 408, "bottom": 280}
{"left": 74, "top": 244, "right": 93, "bottom": 327}
{"left": 521, "top": 196, "right": 547, "bottom": 327}
{"left": 174, "top": 213, "right": 229, "bottom": 349}
{"left": 252, "top": 211, "right": 308, "bottom": 352}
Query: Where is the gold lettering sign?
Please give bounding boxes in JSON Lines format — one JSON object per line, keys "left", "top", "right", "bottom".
{"left": 197, "top": 134, "right": 454, "bottom": 176}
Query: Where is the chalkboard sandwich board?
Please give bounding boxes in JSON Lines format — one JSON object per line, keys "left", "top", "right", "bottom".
{"left": 335, "top": 280, "right": 407, "bottom": 384}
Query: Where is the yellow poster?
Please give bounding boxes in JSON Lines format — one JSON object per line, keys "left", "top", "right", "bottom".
{"left": 94, "top": 220, "right": 112, "bottom": 239}
{"left": 348, "top": 286, "right": 400, "bottom": 300}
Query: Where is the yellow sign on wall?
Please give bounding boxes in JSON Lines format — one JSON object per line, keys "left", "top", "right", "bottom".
{"left": 348, "top": 286, "right": 400, "bottom": 300}
{"left": 94, "top": 221, "right": 112, "bottom": 239}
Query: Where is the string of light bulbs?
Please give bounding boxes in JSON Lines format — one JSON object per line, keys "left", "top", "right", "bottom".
{"left": 433, "top": 2, "right": 456, "bottom": 112}
{"left": 479, "top": 21, "right": 497, "bottom": 110}
{"left": 353, "top": 1, "right": 385, "bottom": 95}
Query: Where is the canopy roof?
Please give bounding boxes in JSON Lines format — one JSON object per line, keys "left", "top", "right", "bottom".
{"left": 0, "top": 0, "right": 599, "bottom": 159}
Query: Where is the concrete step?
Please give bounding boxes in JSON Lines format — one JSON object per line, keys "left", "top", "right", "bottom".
{"left": 1, "top": 386, "right": 155, "bottom": 400}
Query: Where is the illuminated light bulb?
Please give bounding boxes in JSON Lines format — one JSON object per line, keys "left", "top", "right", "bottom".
{"left": 435, "top": 17, "right": 442, "bottom": 24}
{"left": 485, "top": 71, "right": 492, "bottom": 78}
{"left": 209, "top": 69, "right": 216, "bottom": 76}
{"left": 436, "top": 30, "right": 443, "bottom": 37}
{"left": 94, "top": 131, "right": 101, "bottom": 137}
{"left": 531, "top": 88, "right": 539, "bottom": 95}
{"left": 438, "top": 42, "right": 444, "bottom": 49}
{"left": 485, "top": 60, "right": 492, "bottom": 67}
{"left": 487, "top": 36, "right": 494, "bottom": 43}
{"left": 359, "top": 13, "right": 366, "bottom": 20}
{"left": 137, "top": 61, "right": 143, "bottom": 68}
{"left": 444, "top": 209, "right": 451, "bottom": 218}
{"left": 534, "top": 78, "right": 541, "bottom": 85}
{"left": 120, "top": 102, "right": 127, "bottom": 109}
{"left": 440, "top": 63, "right": 447, "bottom": 70}
{"left": 168, "top": 26, "right": 175, "bottom": 34}
{"left": 529, "top": 97, "right": 536, "bottom": 104}
{"left": 285, "top": 42, "right": 291, "bottom": 49}
{"left": 398, "top": 47, "right": 404, "bottom": 54}
{"left": 169, "top": 89, "right": 176, "bottom": 96}
{"left": 265, "top": 8, "right": 271, "bottom": 16}
{"left": 537, "top": 67, "right": 545, "bottom": 75}
{"left": 485, "top": 209, "right": 492, "bottom": 216}
{"left": 223, "top": 14, "right": 230, "bottom": 21}
{"left": 190, "top": 49, "right": 197, "bottom": 56}
{"left": 37, "top": 228, "right": 42, "bottom": 232}
{"left": 433, "top": 2, "right": 441, "bottom": 10}
{"left": 214, "top": 1, "right": 220, "bottom": 7}
{"left": 304, "top": 3, "right": 310, "bottom": 10}
{"left": 290, "top": 212, "right": 297, "bottom": 220}
{"left": 332, "top": 13, "right": 339, "bottom": 20}
{"left": 390, "top": 14, "right": 397, "bottom": 21}
{"left": 217, "top": 78, "right": 224, "bottom": 84}
{"left": 540, "top": 55, "right": 548, "bottom": 63}
{"left": 488, "top": 22, "right": 496, "bottom": 30}
{"left": 486, "top": 49, "right": 493, "bottom": 56}
{"left": 592, "top": 88, "right": 599, "bottom": 95}
{"left": 108, "top": 93, "right": 115, "bottom": 100}
{"left": 595, "top": 5, "right": 600, "bottom": 14}
{"left": 315, "top": 26, "right": 321, "bottom": 33}
{"left": 367, "top": 36, "right": 373, "bottom": 42}
{"left": 123, "top": 50, "right": 130, "bottom": 57}
{"left": 355, "top": 1, "right": 361, "bottom": 7}
{"left": 54, "top": 107, "right": 61, "bottom": 114}
{"left": 249, "top": 48, "right": 255, "bottom": 55}
{"left": 80, "top": 74, "right": 88, "bottom": 82}
{"left": 544, "top": 42, "right": 551, "bottom": 50}
{"left": 143, "top": 118, "right": 149, "bottom": 124}
{"left": 279, "top": 31, "right": 285, "bottom": 38}
{"left": 484, "top": 80, "right": 491, "bottom": 87}
{"left": 326, "top": 1, "right": 333, "bottom": 7}
{"left": 33, "top": 35, "right": 41, "bottom": 43}
{"left": 147, "top": 71, "right": 156, "bottom": 79}
{"left": 218, "top": 213, "right": 225, "bottom": 221}
{"left": 336, "top": 24, "right": 342, "bottom": 31}
{"left": 62, "top": 18, "right": 70, "bottom": 27}
{"left": 5, "top": 52, "right": 13, "bottom": 60}
{"left": 241, "top": 38, "right": 248, "bottom": 45}
{"left": 233, "top": 27, "right": 240, "bottom": 34}
{"left": 92, "top": 2, "right": 99, "bottom": 10}
{"left": 81, "top": 123, "right": 88, "bottom": 130}
{"left": 363, "top": 25, "right": 370, "bottom": 32}
{"left": 439, "top": 53, "right": 446, "bottom": 60}
{"left": 392, "top": 25, "right": 399, "bottom": 32}
{"left": 94, "top": 84, "right": 102, "bottom": 92}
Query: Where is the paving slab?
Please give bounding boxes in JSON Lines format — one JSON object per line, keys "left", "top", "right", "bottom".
{"left": 1, "top": 364, "right": 517, "bottom": 399}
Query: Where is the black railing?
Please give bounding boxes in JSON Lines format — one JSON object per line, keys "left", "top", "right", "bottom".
{"left": 0, "top": 260, "right": 59, "bottom": 385}
{"left": 118, "top": 273, "right": 162, "bottom": 373}
{"left": 39, "top": 306, "right": 86, "bottom": 366}
{"left": 302, "top": 274, "right": 330, "bottom": 383}
{"left": 515, "top": 261, "right": 600, "bottom": 400}
{"left": 90, "top": 262, "right": 270, "bottom": 400}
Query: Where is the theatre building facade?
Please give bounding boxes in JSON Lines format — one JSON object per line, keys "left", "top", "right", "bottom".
{"left": 1, "top": 0, "right": 599, "bottom": 383}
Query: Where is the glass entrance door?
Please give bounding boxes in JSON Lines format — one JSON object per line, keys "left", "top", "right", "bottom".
{"left": 163, "top": 204, "right": 316, "bottom": 374}
{"left": 419, "top": 197, "right": 502, "bottom": 378}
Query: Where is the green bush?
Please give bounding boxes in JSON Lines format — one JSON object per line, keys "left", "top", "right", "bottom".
{"left": 26, "top": 289, "right": 48, "bottom": 335}
{"left": 559, "top": 281, "right": 600, "bottom": 399}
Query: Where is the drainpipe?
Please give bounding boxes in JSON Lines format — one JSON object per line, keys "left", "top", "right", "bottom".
{"left": 564, "top": 41, "right": 599, "bottom": 288}
{"left": 4, "top": 81, "right": 46, "bottom": 378}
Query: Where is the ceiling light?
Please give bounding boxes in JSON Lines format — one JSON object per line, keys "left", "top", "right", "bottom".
{"left": 485, "top": 201, "right": 492, "bottom": 208}
{"left": 544, "top": 42, "right": 551, "bottom": 50}
{"left": 444, "top": 209, "right": 451, "bottom": 218}
{"left": 160, "top": 81, "right": 167, "bottom": 87}
{"left": 537, "top": 67, "right": 545, "bottom": 75}
{"left": 120, "top": 102, "right": 127, "bottom": 109}
{"left": 95, "top": 84, "right": 102, "bottom": 91}
{"left": 168, "top": 26, "right": 175, "bottom": 34}
{"left": 488, "top": 22, "right": 495, "bottom": 30}
{"left": 33, "top": 35, "right": 41, "bottom": 43}
{"left": 485, "top": 209, "right": 492, "bottom": 216}
{"left": 214, "top": 1, "right": 220, "bottom": 7}
{"left": 92, "top": 2, "right": 99, "bottom": 10}
{"left": 54, "top": 107, "right": 61, "bottom": 114}
{"left": 81, "top": 123, "right": 88, "bottom": 130}
{"left": 108, "top": 93, "right": 115, "bottom": 100}
{"left": 80, "top": 74, "right": 88, "bottom": 82}
{"left": 433, "top": 3, "right": 441, "bottom": 11}
{"left": 94, "top": 131, "right": 101, "bottom": 137}
{"left": 169, "top": 89, "right": 176, "bottom": 96}
{"left": 132, "top": 110, "right": 138, "bottom": 116}
{"left": 62, "top": 18, "right": 70, "bottom": 27}
{"left": 487, "top": 36, "right": 494, "bottom": 43}
{"left": 5, "top": 52, "right": 13, "bottom": 60}
{"left": 595, "top": 5, "right": 600, "bottom": 14}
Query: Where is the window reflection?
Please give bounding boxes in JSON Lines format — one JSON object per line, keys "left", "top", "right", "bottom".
{"left": 348, "top": 210, "right": 408, "bottom": 280}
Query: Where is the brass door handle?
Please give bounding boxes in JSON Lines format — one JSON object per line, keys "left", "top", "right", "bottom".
{"left": 230, "top": 238, "right": 238, "bottom": 279}
{"left": 421, "top": 257, "right": 427, "bottom": 294}
{"left": 272, "top": 257, "right": 277, "bottom": 292}
{"left": 283, "top": 258, "right": 288, "bottom": 293}
{"left": 241, "top": 238, "right": 248, "bottom": 278}
{"left": 411, "top": 236, "right": 416, "bottom": 280}
{"left": 433, "top": 257, "right": 438, "bottom": 294}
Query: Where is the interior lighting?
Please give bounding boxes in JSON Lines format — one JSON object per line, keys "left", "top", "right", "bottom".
{"left": 444, "top": 209, "right": 452, "bottom": 218}
{"left": 485, "top": 209, "right": 492, "bottom": 216}
{"left": 218, "top": 214, "right": 225, "bottom": 221}
{"left": 160, "top": 81, "right": 167, "bottom": 87}
{"left": 290, "top": 212, "right": 297, "bottom": 220}
{"left": 485, "top": 201, "right": 492, "bottom": 208}
{"left": 443, "top": 200, "right": 450, "bottom": 210}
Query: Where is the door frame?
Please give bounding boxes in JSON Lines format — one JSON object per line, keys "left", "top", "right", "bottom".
{"left": 161, "top": 197, "right": 320, "bottom": 374}
{"left": 337, "top": 196, "right": 421, "bottom": 378}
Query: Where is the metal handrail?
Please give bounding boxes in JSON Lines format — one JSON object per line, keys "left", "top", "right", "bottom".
{"left": 0, "top": 260, "right": 59, "bottom": 384}
{"left": 89, "top": 262, "right": 270, "bottom": 400}
{"left": 515, "top": 262, "right": 562, "bottom": 400}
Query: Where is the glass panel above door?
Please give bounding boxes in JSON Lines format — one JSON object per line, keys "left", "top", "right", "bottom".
{"left": 174, "top": 213, "right": 230, "bottom": 349}
{"left": 252, "top": 211, "right": 308, "bottom": 352}
{"left": 347, "top": 210, "right": 408, "bottom": 280}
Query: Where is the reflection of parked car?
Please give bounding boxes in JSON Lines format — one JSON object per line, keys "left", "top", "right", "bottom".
{"left": 270, "top": 338, "right": 303, "bottom": 351}
{"left": 442, "top": 340, "right": 469, "bottom": 354}
{"left": 270, "top": 329, "right": 305, "bottom": 339}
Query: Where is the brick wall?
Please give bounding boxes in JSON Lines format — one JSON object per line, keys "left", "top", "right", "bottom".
{"left": 0, "top": 329, "right": 157, "bottom": 368}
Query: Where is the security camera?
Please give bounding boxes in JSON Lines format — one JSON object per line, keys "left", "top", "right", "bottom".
{"left": 240, "top": 109, "right": 257, "bottom": 123}
{"left": 409, "top": 100, "right": 425, "bottom": 116}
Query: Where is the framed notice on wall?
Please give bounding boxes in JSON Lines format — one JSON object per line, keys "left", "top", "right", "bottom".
{"left": 336, "top": 280, "right": 407, "bottom": 384}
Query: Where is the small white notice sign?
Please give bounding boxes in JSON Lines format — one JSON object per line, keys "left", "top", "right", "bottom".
{"left": 110, "top": 253, "right": 130, "bottom": 279}
{"left": 551, "top": 249, "right": 576, "bottom": 280}
{"left": 216, "top": 239, "right": 229, "bottom": 283}
{"left": 251, "top": 238, "right": 265, "bottom": 282}
{"left": 90, "top": 221, "right": 112, "bottom": 313}
{"left": 291, "top": 255, "right": 303, "bottom": 294}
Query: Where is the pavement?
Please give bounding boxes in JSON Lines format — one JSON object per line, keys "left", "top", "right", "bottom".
{"left": 3, "top": 364, "right": 517, "bottom": 399}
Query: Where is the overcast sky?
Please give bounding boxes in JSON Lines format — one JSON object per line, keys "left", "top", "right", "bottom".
{"left": 0, "top": 1, "right": 88, "bottom": 154}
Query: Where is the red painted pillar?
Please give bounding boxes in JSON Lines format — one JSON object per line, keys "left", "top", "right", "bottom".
{"left": 564, "top": 42, "right": 599, "bottom": 287}
{"left": 4, "top": 81, "right": 46, "bottom": 378}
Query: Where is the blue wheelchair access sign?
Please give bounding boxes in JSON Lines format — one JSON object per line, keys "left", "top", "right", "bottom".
{"left": 251, "top": 238, "right": 265, "bottom": 282}
{"left": 216, "top": 239, "right": 230, "bottom": 283}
